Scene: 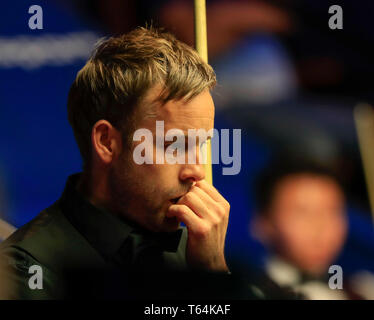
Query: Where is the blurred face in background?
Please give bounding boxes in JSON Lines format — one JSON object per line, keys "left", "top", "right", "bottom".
{"left": 257, "top": 174, "right": 348, "bottom": 276}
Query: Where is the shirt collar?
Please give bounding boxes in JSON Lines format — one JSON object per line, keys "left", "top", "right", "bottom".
{"left": 59, "top": 173, "right": 183, "bottom": 263}
{"left": 266, "top": 256, "right": 328, "bottom": 286}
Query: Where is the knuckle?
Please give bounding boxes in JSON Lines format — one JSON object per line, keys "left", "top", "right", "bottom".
{"left": 184, "top": 192, "right": 195, "bottom": 203}
{"left": 215, "top": 205, "right": 226, "bottom": 217}
{"left": 194, "top": 224, "right": 209, "bottom": 238}
{"left": 226, "top": 200, "right": 230, "bottom": 210}
{"left": 180, "top": 204, "right": 190, "bottom": 213}
{"left": 222, "top": 199, "right": 230, "bottom": 210}
{"left": 175, "top": 204, "right": 189, "bottom": 215}
{"left": 190, "top": 185, "right": 198, "bottom": 193}
{"left": 195, "top": 180, "right": 204, "bottom": 187}
{"left": 211, "top": 216, "right": 220, "bottom": 227}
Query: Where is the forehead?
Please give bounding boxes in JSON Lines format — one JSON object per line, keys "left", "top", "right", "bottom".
{"left": 275, "top": 174, "right": 344, "bottom": 204}
{"left": 140, "top": 86, "right": 215, "bottom": 133}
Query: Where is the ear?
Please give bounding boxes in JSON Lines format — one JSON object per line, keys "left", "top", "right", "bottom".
{"left": 91, "top": 120, "right": 122, "bottom": 165}
{"left": 251, "top": 214, "right": 275, "bottom": 246}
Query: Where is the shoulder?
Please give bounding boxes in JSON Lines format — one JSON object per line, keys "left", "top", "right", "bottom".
{"left": 1, "top": 202, "right": 61, "bottom": 250}
{"left": 1, "top": 201, "right": 105, "bottom": 271}
{"left": 0, "top": 202, "right": 106, "bottom": 299}
{"left": 0, "top": 245, "right": 63, "bottom": 299}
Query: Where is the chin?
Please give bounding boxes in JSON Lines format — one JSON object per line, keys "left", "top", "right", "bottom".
{"left": 162, "top": 216, "right": 181, "bottom": 232}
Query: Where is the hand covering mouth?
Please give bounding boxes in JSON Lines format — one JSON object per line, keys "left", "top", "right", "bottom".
{"left": 170, "top": 196, "right": 183, "bottom": 204}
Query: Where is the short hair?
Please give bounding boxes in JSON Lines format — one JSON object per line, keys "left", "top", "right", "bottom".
{"left": 254, "top": 158, "right": 344, "bottom": 216}
{"left": 67, "top": 26, "right": 217, "bottom": 170}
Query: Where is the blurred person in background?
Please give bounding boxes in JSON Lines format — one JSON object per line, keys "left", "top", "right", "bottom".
{"left": 64, "top": 0, "right": 296, "bottom": 106}
{"left": 251, "top": 158, "right": 374, "bottom": 299}
{"left": 153, "top": 0, "right": 297, "bottom": 107}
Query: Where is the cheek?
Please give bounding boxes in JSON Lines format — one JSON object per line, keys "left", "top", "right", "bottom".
{"left": 136, "top": 163, "right": 181, "bottom": 195}
{"left": 277, "top": 217, "right": 312, "bottom": 246}
{"left": 275, "top": 215, "right": 347, "bottom": 270}
{"left": 322, "top": 218, "right": 347, "bottom": 252}
{"left": 146, "top": 163, "right": 179, "bottom": 179}
{"left": 275, "top": 218, "right": 318, "bottom": 261}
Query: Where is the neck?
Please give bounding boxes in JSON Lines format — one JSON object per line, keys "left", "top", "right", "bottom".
{"left": 77, "top": 168, "right": 111, "bottom": 211}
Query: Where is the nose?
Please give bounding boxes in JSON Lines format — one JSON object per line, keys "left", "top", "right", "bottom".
{"left": 179, "top": 163, "right": 206, "bottom": 183}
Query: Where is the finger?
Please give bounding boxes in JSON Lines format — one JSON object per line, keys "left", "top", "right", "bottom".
{"left": 177, "top": 191, "right": 212, "bottom": 219}
{"left": 166, "top": 204, "right": 201, "bottom": 229}
{"left": 188, "top": 186, "right": 228, "bottom": 223}
{"left": 189, "top": 185, "right": 221, "bottom": 211}
{"left": 195, "top": 180, "right": 228, "bottom": 204}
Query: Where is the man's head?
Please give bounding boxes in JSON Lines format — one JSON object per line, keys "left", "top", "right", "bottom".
{"left": 67, "top": 27, "right": 216, "bottom": 232}
{"left": 253, "top": 160, "right": 348, "bottom": 276}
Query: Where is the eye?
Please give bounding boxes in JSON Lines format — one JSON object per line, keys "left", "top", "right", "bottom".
{"left": 164, "top": 140, "right": 186, "bottom": 150}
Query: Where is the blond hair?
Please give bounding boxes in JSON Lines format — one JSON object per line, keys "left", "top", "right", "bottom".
{"left": 67, "top": 26, "right": 216, "bottom": 169}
